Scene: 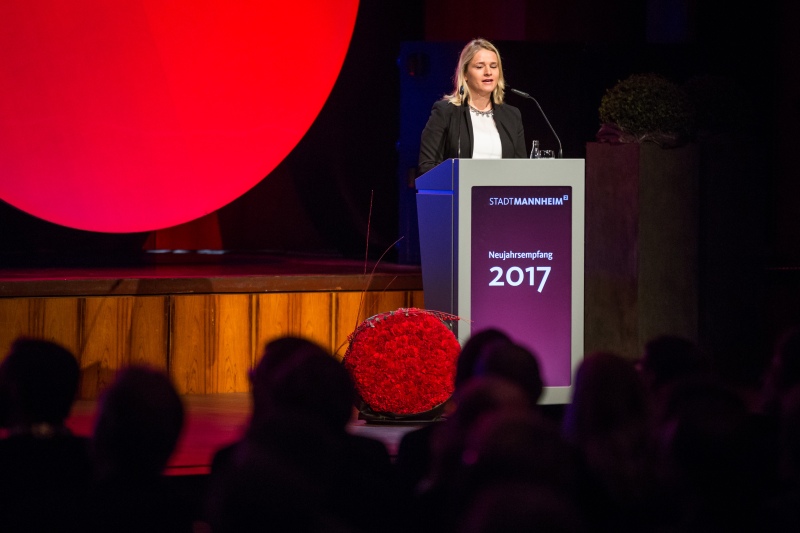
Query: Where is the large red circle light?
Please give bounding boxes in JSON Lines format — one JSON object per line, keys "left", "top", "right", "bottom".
{"left": 0, "top": 1, "right": 359, "bottom": 232}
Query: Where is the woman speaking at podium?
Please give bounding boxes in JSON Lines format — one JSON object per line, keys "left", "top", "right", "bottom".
{"left": 417, "top": 38, "right": 527, "bottom": 176}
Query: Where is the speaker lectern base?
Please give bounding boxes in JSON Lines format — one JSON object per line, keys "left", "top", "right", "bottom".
{"left": 416, "top": 158, "right": 585, "bottom": 404}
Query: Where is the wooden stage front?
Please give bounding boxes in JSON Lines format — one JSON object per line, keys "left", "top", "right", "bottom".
{"left": 0, "top": 251, "right": 425, "bottom": 472}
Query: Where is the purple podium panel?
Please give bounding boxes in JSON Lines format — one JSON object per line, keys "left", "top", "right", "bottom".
{"left": 471, "top": 186, "right": 573, "bottom": 387}
{"left": 417, "top": 158, "right": 584, "bottom": 403}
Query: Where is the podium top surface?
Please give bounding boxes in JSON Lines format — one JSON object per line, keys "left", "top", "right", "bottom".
{"left": 415, "top": 158, "right": 585, "bottom": 191}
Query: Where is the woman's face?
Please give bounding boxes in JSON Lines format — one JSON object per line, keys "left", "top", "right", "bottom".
{"left": 464, "top": 48, "right": 499, "bottom": 101}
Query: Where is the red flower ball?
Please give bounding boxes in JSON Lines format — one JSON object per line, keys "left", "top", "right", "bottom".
{"left": 343, "top": 308, "right": 461, "bottom": 416}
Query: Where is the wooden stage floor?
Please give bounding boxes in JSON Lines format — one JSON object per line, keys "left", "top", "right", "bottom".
{"left": 66, "top": 393, "right": 422, "bottom": 475}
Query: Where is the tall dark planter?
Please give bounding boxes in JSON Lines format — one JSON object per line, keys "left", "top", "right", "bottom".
{"left": 584, "top": 141, "right": 700, "bottom": 358}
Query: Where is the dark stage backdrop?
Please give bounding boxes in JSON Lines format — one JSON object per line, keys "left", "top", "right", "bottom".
{"left": 0, "top": 0, "right": 788, "bottom": 266}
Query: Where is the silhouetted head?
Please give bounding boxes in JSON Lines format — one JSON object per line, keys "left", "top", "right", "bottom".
{"left": 778, "top": 384, "right": 800, "bottom": 482}
{"left": 251, "top": 337, "right": 324, "bottom": 387}
{"left": 427, "top": 375, "right": 532, "bottom": 489}
{"left": 639, "top": 335, "right": 710, "bottom": 394}
{"left": 445, "top": 375, "right": 532, "bottom": 431}
{"left": 251, "top": 337, "right": 326, "bottom": 419}
{"left": 656, "top": 376, "right": 749, "bottom": 488}
{"left": 92, "top": 365, "right": 184, "bottom": 479}
{"left": 473, "top": 341, "right": 543, "bottom": 407}
{"left": 772, "top": 325, "right": 800, "bottom": 387}
{"left": 562, "top": 351, "right": 649, "bottom": 445}
{"left": 761, "top": 324, "right": 800, "bottom": 416}
{"left": 455, "top": 328, "right": 513, "bottom": 388}
{"left": 251, "top": 336, "right": 355, "bottom": 432}
{"left": 0, "top": 337, "right": 80, "bottom": 427}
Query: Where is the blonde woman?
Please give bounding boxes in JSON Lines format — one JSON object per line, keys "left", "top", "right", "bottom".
{"left": 418, "top": 39, "right": 526, "bottom": 175}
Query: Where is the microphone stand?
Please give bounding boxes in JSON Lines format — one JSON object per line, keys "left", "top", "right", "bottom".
{"left": 458, "top": 85, "right": 466, "bottom": 158}
{"left": 508, "top": 87, "right": 563, "bottom": 159}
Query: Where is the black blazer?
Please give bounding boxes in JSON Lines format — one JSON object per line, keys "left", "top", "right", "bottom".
{"left": 417, "top": 99, "right": 527, "bottom": 176}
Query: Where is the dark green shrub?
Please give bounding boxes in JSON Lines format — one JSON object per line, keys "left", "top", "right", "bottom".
{"left": 599, "top": 73, "right": 695, "bottom": 145}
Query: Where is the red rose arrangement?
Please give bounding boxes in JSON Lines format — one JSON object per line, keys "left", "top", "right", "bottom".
{"left": 343, "top": 308, "right": 461, "bottom": 420}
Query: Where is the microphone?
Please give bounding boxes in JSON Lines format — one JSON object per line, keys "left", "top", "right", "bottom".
{"left": 508, "top": 87, "right": 563, "bottom": 159}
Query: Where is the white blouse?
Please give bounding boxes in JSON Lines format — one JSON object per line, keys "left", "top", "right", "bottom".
{"left": 469, "top": 107, "right": 502, "bottom": 160}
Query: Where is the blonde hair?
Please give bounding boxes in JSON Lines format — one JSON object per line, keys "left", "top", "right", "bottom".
{"left": 445, "top": 38, "right": 506, "bottom": 106}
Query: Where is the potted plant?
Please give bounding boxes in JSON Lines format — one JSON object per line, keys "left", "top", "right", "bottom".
{"left": 585, "top": 73, "right": 701, "bottom": 358}
{"left": 596, "top": 72, "right": 695, "bottom": 147}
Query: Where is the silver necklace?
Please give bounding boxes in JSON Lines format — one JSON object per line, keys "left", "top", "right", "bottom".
{"left": 469, "top": 105, "right": 493, "bottom": 117}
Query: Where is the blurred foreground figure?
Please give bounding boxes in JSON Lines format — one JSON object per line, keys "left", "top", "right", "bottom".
{"left": 0, "top": 338, "right": 91, "bottom": 533}
{"left": 87, "top": 365, "right": 190, "bottom": 533}
{"left": 562, "top": 351, "right": 656, "bottom": 532}
{"left": 203, "top": 336, "right": 396, "bottom": 533}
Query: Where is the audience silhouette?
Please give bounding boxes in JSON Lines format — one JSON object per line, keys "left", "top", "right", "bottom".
{"left": 0, "top": 338, "right": 91, "bottom": 533}
{"left": 637, "top": 334, "right": 712, "bottom": 418}
{"left": 471, "top": 339, "right": 544, "bottom": 408}
{"left": 650, "top": 374, "right": 766, "bottom": 532}
{"left": 761, "top": 382, "right": 800, "bottom": 530}
{"left": 202, "top": 336, "right": 396, "bottom": 533}
{"left": 411, "top": 375, "right": 535, "bottom": 533}
{"left": 395, "top": 328, "right": 535, "bottom": 500}
{"left": 760, "top": 324, "right": 800, "bottom": 417}
{"left": 6, "top": 323, "right": 800, "bottom": 533}
{"left": 458, "top": 409, "right": 589, "bottom": 532}
{"left": 86, "top": 365, "right": 190, "bottom": 533}
{"left": 452, "top": 327, "right": 514, "bottom": 388}
{"left": 562, "top": 351, "right": 655, "bottom": 532}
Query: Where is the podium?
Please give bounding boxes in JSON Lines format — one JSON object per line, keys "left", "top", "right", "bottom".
{"left": 416, "top": 158, "right": 585, "bottom": 404}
